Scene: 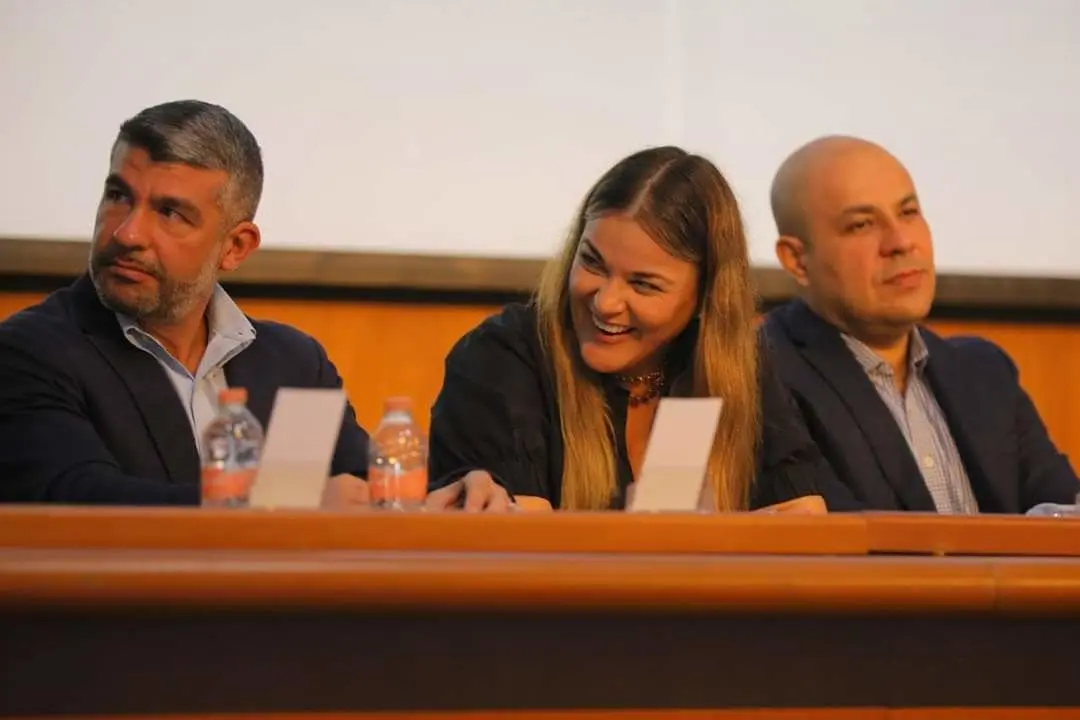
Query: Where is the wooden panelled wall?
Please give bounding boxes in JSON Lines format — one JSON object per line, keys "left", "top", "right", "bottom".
{"left": 2, "top": 291, "right": 1079, "bottom": 469}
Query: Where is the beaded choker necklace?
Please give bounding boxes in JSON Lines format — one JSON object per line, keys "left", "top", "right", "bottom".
{"left": 615, "top": 370, "right": 664, "bottom": 407}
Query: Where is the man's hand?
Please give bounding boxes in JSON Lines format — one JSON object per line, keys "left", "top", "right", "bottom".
{"left": 321, "top": 474, "right": 371, "bottom": 509}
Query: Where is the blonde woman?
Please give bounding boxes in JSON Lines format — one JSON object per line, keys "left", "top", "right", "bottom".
{"left": 427, "top": 147, "right": 838, "bottom": 513}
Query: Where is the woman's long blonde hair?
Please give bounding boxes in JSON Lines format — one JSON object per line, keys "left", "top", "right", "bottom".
{"left": 535, "top": 146, "right": 760, "bottom": 511}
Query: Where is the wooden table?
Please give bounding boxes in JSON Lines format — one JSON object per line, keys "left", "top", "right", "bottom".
{"left": 1, "top": 507, "right": 1079, "bottom": 719}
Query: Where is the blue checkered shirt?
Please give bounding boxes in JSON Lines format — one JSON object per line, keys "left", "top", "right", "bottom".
{"left": 841, "top": 330, "right": 979, "bottom": 514}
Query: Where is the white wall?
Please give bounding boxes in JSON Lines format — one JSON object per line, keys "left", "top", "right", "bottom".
{"left": 679, "top": 0, "right": 1080, "bottom": 277}
{"left": 2, "top": 0, "right": 1078, "bottom": 276}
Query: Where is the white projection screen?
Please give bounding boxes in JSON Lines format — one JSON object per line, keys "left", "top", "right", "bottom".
{"left": 1, "top": 0, "right": 1078, "bottom": 278}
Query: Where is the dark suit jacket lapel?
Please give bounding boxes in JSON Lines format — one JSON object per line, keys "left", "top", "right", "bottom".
{"left": 224, "top": 342, "right": 276, "bottom": 431}
{"left": 922, "top": 330, "right": 1007, "bottom": 511}
{"left": 782, "top": 300, "right": 936, "bottom": 511}
{"left": 70, "top": 274, "right": 200, "bottom": 484}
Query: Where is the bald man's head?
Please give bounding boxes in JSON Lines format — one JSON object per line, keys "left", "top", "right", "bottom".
{"left": 771, "top": 135, "right": 936, "bottom": 346}
{"left": 770, "top": 135, "right": 894, "bottom": 242}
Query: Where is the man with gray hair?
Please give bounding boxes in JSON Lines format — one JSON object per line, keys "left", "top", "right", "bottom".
{"left": 0, "top": 100, "right": 371, "bottom": 505}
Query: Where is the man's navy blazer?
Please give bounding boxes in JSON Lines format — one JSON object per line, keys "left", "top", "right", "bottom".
{"left": 763, "top": 298, "right": 1078, "bottom": 513}
{"left": 0, "top": 274, "right": 369, "bottom": 504}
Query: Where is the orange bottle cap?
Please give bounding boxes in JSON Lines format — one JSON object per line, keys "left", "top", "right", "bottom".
{"left": 383, "top": 396, "right": 414, "bottom": 413}
{"left": 219, "top": 387, "right": 248, "bottom": 405}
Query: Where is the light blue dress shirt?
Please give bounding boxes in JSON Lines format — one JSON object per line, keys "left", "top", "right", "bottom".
{"left": 841, "top": 329, "right": 979, "bottom": 514}
{"left": 117, "top": 285, "right": 256, "bottom": 457}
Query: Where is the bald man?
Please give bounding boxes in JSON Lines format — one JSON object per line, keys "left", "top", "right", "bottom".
{"left": 762, "top": 135, "right": 1078, "bottom": 513}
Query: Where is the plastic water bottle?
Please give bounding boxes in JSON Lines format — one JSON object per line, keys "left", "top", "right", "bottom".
{"left": 368, "top": 397, "right": 428, "bottom": 510}
{"left": 200, "top": 387, "right": 264, "bottom": 508}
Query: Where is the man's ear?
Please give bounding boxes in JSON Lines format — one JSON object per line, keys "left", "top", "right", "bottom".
{"left": 775, "top": 235, "right": 810, "bottom": 288}
{"left": 218, "top": 221, "right": 261, "bottom": 273}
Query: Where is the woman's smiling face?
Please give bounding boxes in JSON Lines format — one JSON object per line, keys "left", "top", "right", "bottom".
{"left": 568, "top": 214, "right": 699, "bottom": 377}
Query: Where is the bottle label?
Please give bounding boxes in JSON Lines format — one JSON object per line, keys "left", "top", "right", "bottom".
{"left": 369, "top": 467, "right": 428, "bottom": 504}
{"left": 201, "top": 468, "right": 256, "bottom": 504}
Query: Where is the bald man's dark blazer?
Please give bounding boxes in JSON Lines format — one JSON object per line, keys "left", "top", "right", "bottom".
{"left": 762, "top": 299, "right": 1078, "bottom": 513}
{"left": 0, "top": 274, "right": 369, "bottom": 504}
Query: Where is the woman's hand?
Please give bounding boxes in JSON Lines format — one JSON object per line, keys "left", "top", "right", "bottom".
{"left": 755, "top": 494, "right": 827, "bottom": 515}
{"left": 425, "top": 470, "right": 516, "bottom": 512}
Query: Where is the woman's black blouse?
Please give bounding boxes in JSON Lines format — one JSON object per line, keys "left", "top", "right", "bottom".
{"left": 428, "top": 302, "right": 841, "bottom": 510}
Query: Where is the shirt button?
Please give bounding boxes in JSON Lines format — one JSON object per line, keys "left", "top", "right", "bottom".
{"left": 923, "top": 455, "right": 936, "bottom": 469}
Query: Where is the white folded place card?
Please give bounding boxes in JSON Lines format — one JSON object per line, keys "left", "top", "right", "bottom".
{"left": 626, "top": 397, "right": 724, "bottom": 512}
{"left": 249, "top": 387, "right": 348, "bottom": 509}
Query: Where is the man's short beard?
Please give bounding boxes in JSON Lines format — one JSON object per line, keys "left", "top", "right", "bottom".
{"left": 89, "top": 249, "right": 219, "bottom": 325}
